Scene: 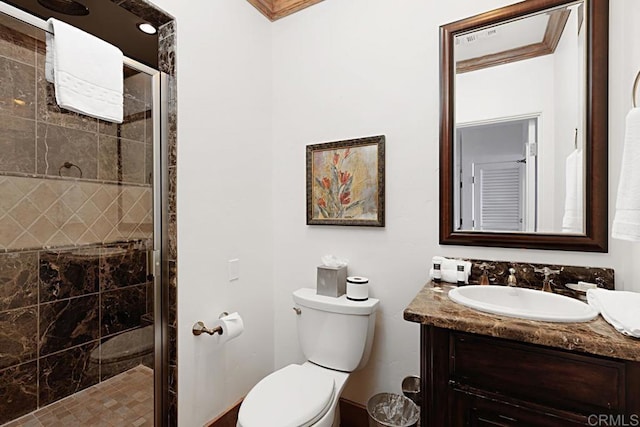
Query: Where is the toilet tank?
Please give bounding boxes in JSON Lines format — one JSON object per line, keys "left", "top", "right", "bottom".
{"left": 293, "top": 288, "right": 379, "bottom": 372}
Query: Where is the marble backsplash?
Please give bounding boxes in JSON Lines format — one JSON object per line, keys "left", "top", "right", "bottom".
{"left": 457, "top": 258, "right": 615, "bottom": 299}
{"left": 0, "top": 241, "right": 153, "bottom": 424}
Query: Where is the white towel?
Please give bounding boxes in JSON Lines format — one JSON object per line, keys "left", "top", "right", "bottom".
{"left": 429, "top": 256, "right": 472, "bottom": 284}
{"left": 45, "top": 18, "right": 123, "bottom": 123}
{"left": 561, "top": 149, "right": 583, "bottom": 233}
{"left": 587, "top": 288, "right": 640, "bottom": 338}
{"left": 612, "top": 108, "right": 640, "bottom": 241}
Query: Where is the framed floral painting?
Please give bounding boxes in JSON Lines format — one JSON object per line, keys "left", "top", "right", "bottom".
{"left": 306, "top": 135, "right": 385, "bottom": 227}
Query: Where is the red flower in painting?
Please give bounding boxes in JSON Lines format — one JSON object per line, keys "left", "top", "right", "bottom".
{"left": 314, "top": 146, "right": 366, "bottom": 219}
{"left": 339, "top": 171, "right": 351, "bottom": 185}
{"left": 340, "top": 192, "right": 351, "bottom": 205}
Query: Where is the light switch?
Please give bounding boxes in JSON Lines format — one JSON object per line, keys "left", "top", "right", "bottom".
{"left": 228, "top": 259, "right": 240, "bottom": 281}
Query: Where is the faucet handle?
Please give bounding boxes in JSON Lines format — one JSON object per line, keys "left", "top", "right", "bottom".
{"left": 535, "top": 267, "right": 560, "bottom": 292}
{"left": 507, "top": 268, "right": 518, "bottom": 287}
{"left": 478, "top": 262, "right": 493, "bottom": 269}
{"left": 534, "top": 267, "right": 560, "bottom": 278}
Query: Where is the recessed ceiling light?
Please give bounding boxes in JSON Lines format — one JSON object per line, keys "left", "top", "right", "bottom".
{"left": 138, "top": 23, "right": 157, "bottom": 35}
{"left": 37, "top": 0, "right": 89, "bottom": 16}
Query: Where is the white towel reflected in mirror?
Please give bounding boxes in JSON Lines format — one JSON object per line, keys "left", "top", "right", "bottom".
{"left": 562, "top": 148, "right": 583, "bottom": 233}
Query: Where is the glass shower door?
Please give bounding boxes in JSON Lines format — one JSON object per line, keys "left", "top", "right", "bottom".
{"left": 0, "top": 6, "right": 162, "bottom": 425}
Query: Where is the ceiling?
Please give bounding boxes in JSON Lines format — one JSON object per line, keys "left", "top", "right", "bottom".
{"left": 454, "top": 4, "right": 578, "bottom": 74}
{"left": 455, "top": 13, "right": 550, "bottom": 62}
{"left": 247, "top": 0, "right": 324, "bottom": 21}
{"left": 4, "top": 0, "right": 159, "bottom": 68}
{"left": 3, "top": 0, "right": 325, "bottom": 69}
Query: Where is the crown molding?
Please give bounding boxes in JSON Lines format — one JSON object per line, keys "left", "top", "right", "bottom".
{"left": 246, "top": 0, "right": 324, "bottom": 21}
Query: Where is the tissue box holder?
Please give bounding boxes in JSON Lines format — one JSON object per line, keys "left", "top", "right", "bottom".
{"left": 317, "top": 266, "right": 347, "bottom": 297}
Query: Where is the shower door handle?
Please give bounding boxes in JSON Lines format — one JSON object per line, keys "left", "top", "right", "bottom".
{"left": 147, "top": 250, "right": 161, "bottom": 280}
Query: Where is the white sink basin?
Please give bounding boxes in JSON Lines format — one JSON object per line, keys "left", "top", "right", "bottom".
{"left": 448, "top": 285, "right": 599, "bottom": 323}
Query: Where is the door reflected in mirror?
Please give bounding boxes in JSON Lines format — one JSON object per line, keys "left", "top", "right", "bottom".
{"left": 453, "top": 1, "right": 586, "bottom": 234}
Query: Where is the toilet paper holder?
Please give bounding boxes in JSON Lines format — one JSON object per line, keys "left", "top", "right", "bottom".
{"left": 192, "top": 312, "right": 229, "bottom": 336}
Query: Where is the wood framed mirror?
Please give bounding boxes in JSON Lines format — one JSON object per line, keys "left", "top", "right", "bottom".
{"left": 439, "top": 0, "right": 608, "bottom": 252}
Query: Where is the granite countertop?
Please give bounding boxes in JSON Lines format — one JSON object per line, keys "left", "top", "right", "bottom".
{"left": 403, "top": 282, "right": 640, "bottom": 362}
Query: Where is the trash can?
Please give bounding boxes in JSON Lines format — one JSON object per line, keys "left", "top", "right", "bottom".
{"left": 401, "top": 376, "right": 421, "bottom": 407}
{"left": 367, "top": 392, "right": 420, "bottom": 427}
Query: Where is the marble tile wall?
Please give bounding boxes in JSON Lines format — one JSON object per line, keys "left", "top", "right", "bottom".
{"left": 0, "top": 16, "right": 154, "bottom": 253}
{"left": 1, "top": 3, "right": 177, "bottom": 425}
{"left": 0, "top": 242, "right": 152, "bottom": 424}
{"left": 0, "top": 176, "right": 152, "bottom": 251}
{"left": 158, "top": 14, "right": 178, "bottom": 425}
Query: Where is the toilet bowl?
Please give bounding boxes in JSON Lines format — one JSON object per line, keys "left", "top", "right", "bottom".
{"left": 237, "top": 288, "right": 379, "bottom": 427}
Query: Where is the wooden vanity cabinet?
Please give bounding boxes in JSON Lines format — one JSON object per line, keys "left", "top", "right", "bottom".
{"left": 420, "top": 326, "right": 640, "bottom": 426}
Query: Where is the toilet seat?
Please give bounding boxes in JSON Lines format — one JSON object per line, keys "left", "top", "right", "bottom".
{"left": 238, "top": 364, "right": 335, "bottom": 427}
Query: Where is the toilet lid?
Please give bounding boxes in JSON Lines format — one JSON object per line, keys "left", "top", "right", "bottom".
{"left": 238, "top": 364, "right": 335, "bottom": 427}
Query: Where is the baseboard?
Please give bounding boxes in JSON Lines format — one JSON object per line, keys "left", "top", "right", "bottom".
{"left": 206, "top": 399, "right": 243, "bottom": 427}
{"left": 339, "top": 398, "right": 369, "bottom": 427}
{"left": 206, "top": 397, "right": 368, "bottom": 427}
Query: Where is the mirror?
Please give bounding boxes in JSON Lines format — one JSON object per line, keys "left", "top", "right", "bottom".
{"left": 440, "top": 0, "right": 608, "bottom": 252}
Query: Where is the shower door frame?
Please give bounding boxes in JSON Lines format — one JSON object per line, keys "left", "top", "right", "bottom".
{"left": 0, "top": 3, "right": 170, "bottom": 425}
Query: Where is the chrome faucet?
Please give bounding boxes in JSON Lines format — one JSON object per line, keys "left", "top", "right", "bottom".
{"left": 507, "top": 268, "right": 517, "bottom": 287}
{"left": 534, "top": 267, "right": 560, "bottom": 293}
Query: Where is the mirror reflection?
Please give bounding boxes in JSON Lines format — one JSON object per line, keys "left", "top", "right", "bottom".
{"left": 453, "top": 1, "right": 586, "bottom": 234}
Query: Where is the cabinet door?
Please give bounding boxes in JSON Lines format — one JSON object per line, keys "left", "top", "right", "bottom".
{"left": 451, "top": 389, "right": 587, "bottom": 427}
{"left": 450, "top": 332, "right": 625, "bottom": 414}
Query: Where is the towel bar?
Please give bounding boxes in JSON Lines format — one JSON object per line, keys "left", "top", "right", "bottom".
{"left": 634, "top": 70, "right": 640, "bottom": 108}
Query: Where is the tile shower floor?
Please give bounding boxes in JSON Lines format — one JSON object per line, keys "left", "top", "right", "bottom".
{"left": 3, "top": 365, "right": 153, "bottom": 427}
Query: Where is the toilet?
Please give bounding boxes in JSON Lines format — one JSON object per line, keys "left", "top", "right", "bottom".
{"left": 237, "top": 288, "right": 379, "bottom": 427}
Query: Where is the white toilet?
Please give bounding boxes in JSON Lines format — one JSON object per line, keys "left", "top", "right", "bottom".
{"left": 237, "top": 287, "right": 379, "bottom": 427}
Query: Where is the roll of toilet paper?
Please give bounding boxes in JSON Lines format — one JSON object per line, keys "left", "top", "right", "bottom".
{"left": 346, "top": 276, "right": 369, "bottom": 301}
{"left": 211, "top": 312, "right": 244, "bottom": 344}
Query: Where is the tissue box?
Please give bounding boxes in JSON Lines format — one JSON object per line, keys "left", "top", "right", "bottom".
{"left": 317, "top": 266, "right": 347, "bottom": 297}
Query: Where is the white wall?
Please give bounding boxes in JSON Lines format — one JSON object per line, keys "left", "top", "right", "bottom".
{"left": 144, "top": 0, "right": 640, "bottom": 423}
{"left": 271, "top": 0, "right": 638, "bottom": 409}
{"left": 146, "top": 1, "right": 274, "bottom": 426}
{"left": 455, "top": 55, "right": 555, "bottom": 124}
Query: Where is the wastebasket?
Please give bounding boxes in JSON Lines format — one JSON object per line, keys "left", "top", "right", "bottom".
{"left": 367, "top": 392, "right": 420, "bottom": 427}
{"left": 401, "top": 376, "right": 421, "bottom": 407}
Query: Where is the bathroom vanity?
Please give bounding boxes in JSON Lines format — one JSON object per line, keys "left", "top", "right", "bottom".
{"left": 404, "top": 283, "right": 640, "bottom": 427}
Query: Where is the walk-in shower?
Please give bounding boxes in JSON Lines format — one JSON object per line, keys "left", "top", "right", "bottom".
{"left": 0, "top": 2, "right": 168, "bottom": 425}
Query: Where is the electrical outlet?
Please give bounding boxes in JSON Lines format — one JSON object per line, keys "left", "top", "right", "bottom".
{"left": 228, "top": 259, "right": 240, "bottom": 281}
